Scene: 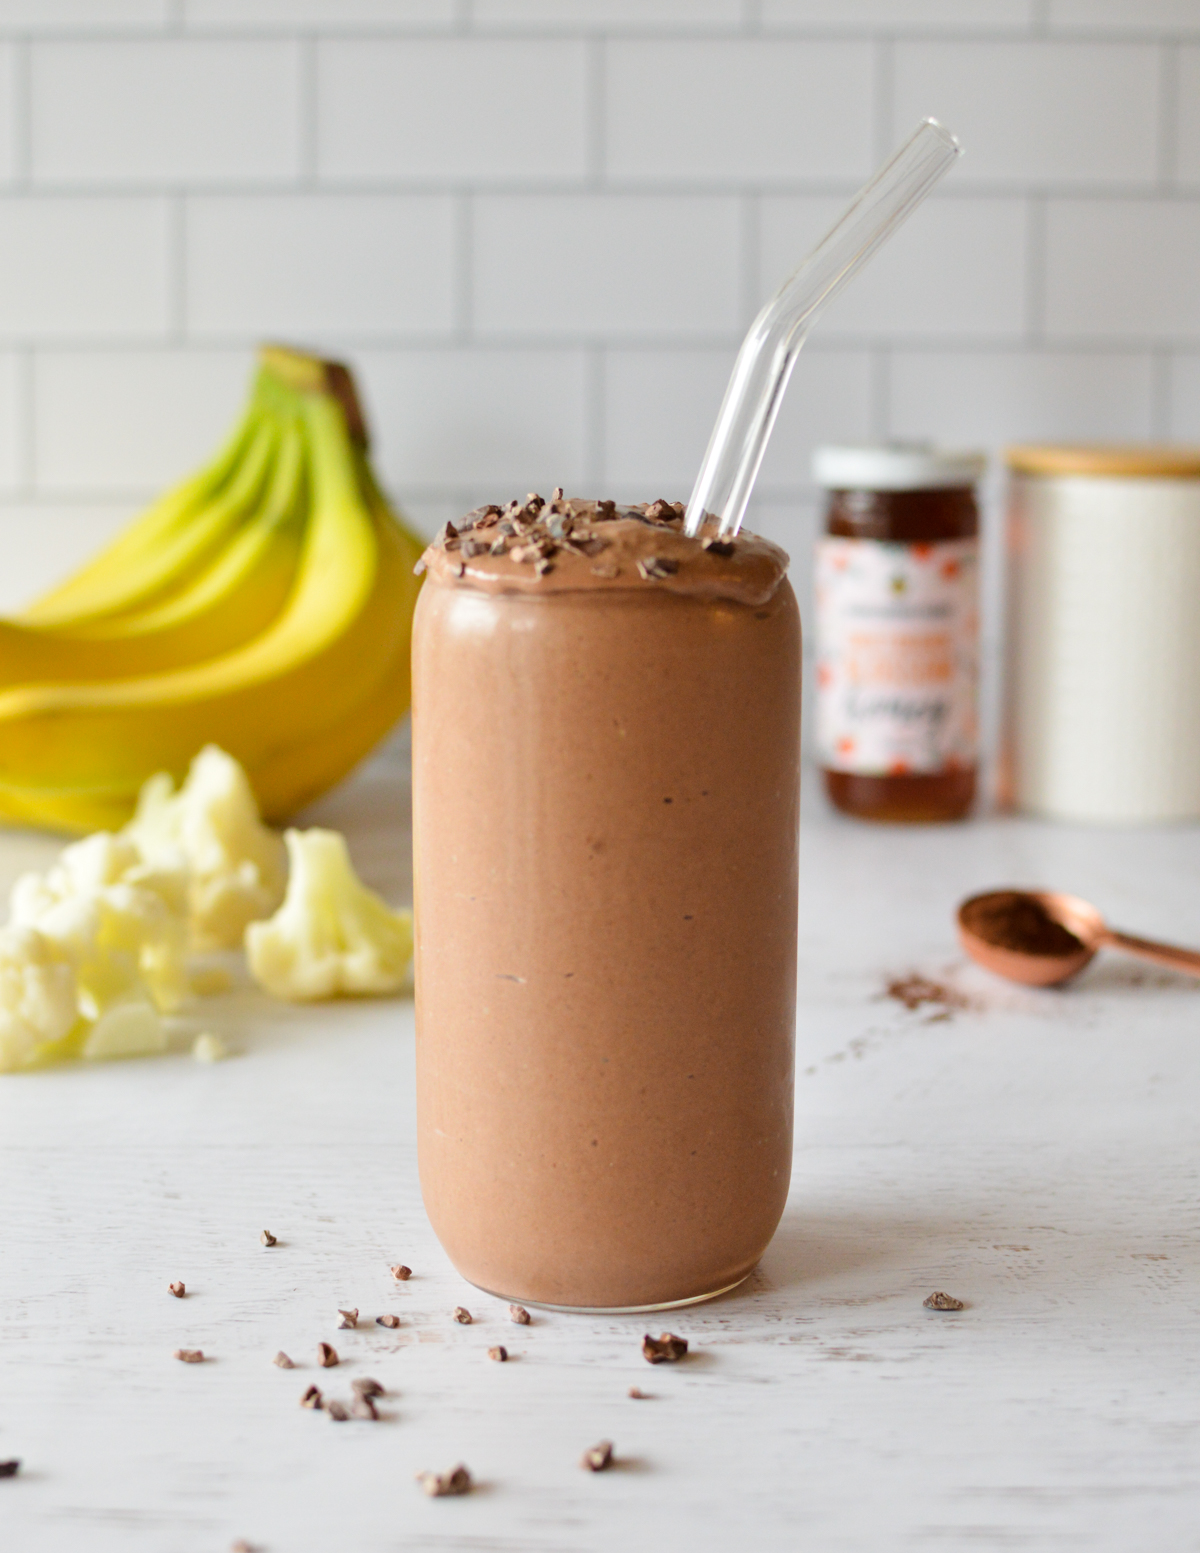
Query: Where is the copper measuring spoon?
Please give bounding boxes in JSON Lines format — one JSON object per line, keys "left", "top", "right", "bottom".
{"left": 957, "top": 889, "right": 1200, "bottom": 988}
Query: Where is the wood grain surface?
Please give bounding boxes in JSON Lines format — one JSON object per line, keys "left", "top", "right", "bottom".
{"left": 3, "top": 732, "right": 1199, "bottom": 1553}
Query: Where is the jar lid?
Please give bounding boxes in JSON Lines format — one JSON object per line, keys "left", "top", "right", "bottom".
{"left": 1007, "top": 444, "right": 1200, "bottom": 478}
{"left": 812, "top": 443, "right": 986, "bottom": 491}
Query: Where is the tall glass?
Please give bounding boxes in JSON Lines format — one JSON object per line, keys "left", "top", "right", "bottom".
{"left": 411, "top": 502, "right": 800, "bottom": 1311}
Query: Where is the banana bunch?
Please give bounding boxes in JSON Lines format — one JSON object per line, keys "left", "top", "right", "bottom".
{"left": 0, "top": 346, "right": 424, "bottom": 834}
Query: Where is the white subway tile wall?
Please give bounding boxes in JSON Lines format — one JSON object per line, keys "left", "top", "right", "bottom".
{"left": 0, "top": 0, "right": 1195, "bottom": 597}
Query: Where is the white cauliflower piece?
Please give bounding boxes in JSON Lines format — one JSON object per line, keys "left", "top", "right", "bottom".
{"left": 191, "top": 1031, "right": 232, "bottom": 1063}
{"left": 80, "top": 998, "right": 167, "bottom": 1062}
{"left": 0, "top": 925, "right": 80, "bottom": 1072}
{"left": 245, "top": 828, "right": 413, "bottom": 1001}
{"left": 125, "top": 745, "right": 285, "bottom": 951}
{"left": 10, "top": 832, "right": 188, "bottom": 1017}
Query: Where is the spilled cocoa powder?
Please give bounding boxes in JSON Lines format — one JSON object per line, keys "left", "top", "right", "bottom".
{"left": 884, "top": 975, "right": 966, "bottom": 1016}
{"left": 961, "top": 892, "right": 1084, "bottom": 958}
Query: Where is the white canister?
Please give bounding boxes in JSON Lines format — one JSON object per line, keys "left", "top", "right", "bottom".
{"left": 1004, "top": 446, "right": 1200, "bottom": 824}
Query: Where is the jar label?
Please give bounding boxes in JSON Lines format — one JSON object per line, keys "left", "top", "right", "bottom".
{"left": 815, "top": 537, "right": 979, "bottom": 775}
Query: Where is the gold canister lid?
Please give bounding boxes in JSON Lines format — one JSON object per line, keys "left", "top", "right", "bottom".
{"left": 1007, "top": 445, "right": 1200, "bottom": 478}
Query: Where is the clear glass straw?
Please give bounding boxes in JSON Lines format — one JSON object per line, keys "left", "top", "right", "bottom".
{"left": 684, "top": 119, "right": 961, "bottom": 540}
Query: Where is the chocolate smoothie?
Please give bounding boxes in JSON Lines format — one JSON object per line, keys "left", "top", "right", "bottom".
{"left": 412, "top": 493, "right": 800, "bottom": 1310}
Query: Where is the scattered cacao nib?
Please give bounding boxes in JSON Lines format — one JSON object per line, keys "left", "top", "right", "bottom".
{"left": 459, "top": 538, "right": 484, "bottom": 559}
{"left": 0, "top": 1460, "right": 20, "bottom": 1478}
{"left": 637, "top": 556, "right": 680, "bottom": 581}
{"left": 534, "top": 558, "right": 555, "bottom": 577}
{"left": 701, "top": 537, "right": 734, "bottom": 557}
{"left": 884, "top": 975, "right": 966, "bottom": 1016}
{"left": 168, "top": 1281, "right": 185, "bottom": 1298}
{"left": 173, "top": 1348, "right": 205, "bottom": 1364}
{"left": 596, "top": 500, "right": 617, "bottom": 521}
{"left": 352, "top": 1377, "right": 385, "bottom": 1399}
{"left": 642, "top": 1332, "right": 688, "bottom": 1364}
{"left": 273, "top": 1351, "right": 295, "bottom": 1369}
{"left": 591, "top": 561, "right": 619, "bottom": 579}
{"left": 510, "top": 544, "right": 538, "bottom": 564}
{"left": 299, "top": 1385, "right": 323, "bottom": 1409}
{"left": 350, "top": 1395, "right": 379, "bottom": 1421}
{"left": 489, "top": 536, "right": 509, "bottom": 556}
{"left": 260, "top": 1230, "right": 277, "bottom": 1247}
{"left": 526, "top": 492, "right": 545, "bottom": 509}
{"left": 581, "top": 1440, "right": 614, "bottom": 1472}
{"left": 551, "top": 486, "right": 565, "bottom": 502}
{"left": 336, "top": 1309, "right": 358, "bottom": 1330}
{"left": 498, "top": 520, "right": 516, "bottom": 536}
{"left": 924, "top": 1291, "right": 966, "bottom": 1311}
{"left": 416, "top": 1465, "right": 472, "bottom": 1498}
{"left": 628, "top": 1387, "right": 650, "bottom": 1399}
{"left": 488, "top": 1346, "right": 509, "bottom": 1362}
{"left": 376, "top": 1314, "right": 401, "bottom": 1329}
{"left": 326, "top": 1401, "right": 350, "bottom": 1422}
{"left": 317, "top": 1342, "right": 339, "bottom": 1368}
{"left": 452, "top": 1307, "right": 473, "bottom": 1324}
{"left": 645, "top": 499, "right": 677, "bottom": 521}
{"left": 433, "top": 521, "right": 458, "bottom": 547}
{"left": 390, "top": 1264, "right": 413, "bottom": 1282}
{"left": 509, "top": 1305, "right": 531, "bottom": 1325}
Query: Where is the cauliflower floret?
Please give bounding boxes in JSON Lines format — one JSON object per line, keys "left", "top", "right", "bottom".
{"left": 125, "top": 746, "right": 286, "bottom": 951}
{"left": 191, "top": 1031, "right": 232, "bottom": 1063}
{"left": 80, "top": 997, "right": 167, "bottom": 1062}
{"left": 0, "top": 925, "right": 80, "bottom": 1073}
{"left": 10, "top": 832, "right": 188, "bottom": 1017}
{"left": 245, "top": 828, "right": 413, "bottom": 1001}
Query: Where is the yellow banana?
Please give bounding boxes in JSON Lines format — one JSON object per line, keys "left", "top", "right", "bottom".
{"left": 0, "top": 349, "right": 424, "bottom": 833}
{"left": 21, "top": 398, "right": 277, "bottom": 628}
{"left": 0, "top": 423, "right": 307, "bottom": 686}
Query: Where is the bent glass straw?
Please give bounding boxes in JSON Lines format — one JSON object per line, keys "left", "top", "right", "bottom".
{"left": 683, "top": 119, "right": 961, "bottom": 541}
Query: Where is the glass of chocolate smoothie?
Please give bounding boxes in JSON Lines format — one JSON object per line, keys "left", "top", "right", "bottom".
{"left": 412, "top": 493, "right": 800, "bottom": 1311}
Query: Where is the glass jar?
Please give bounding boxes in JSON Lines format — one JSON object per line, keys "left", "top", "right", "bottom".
{"left": 411, "top": 497, "right": 800, "bottom": 1312}
{"left": 1004, "top": 444, "right": 1200, "bottom": 823}
{"left": 812, "top": 444, "right": 985, "bottom": 823}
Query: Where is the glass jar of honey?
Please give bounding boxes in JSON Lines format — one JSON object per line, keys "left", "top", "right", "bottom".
{"left": 812, "top": 444, "right": 985, "bottom": 823}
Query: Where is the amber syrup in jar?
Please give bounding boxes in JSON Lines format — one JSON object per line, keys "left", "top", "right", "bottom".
{"left": 812, "top": 445, "right": 985, "bottom": 823}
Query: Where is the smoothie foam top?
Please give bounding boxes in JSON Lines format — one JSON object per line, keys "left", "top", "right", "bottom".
{"left": 417, "top": 493, "right": 790, "bottom": 609}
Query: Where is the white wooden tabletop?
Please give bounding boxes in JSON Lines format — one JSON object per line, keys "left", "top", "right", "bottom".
{"left": 3, "top": 729, "right": 1200, "bottom": 1553}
